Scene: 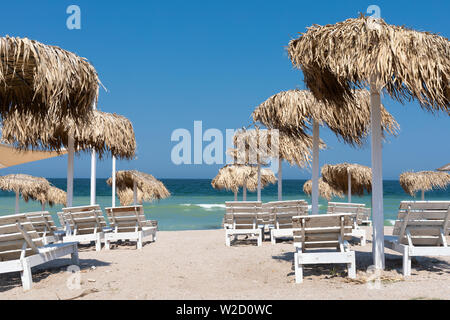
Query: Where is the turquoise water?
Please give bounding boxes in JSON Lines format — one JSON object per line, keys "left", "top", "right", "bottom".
{"left": 0, "top": 179, "right": 449, "bottom": 230}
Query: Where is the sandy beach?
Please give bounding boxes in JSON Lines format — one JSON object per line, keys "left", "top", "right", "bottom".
{"left": 0, "top": 226, "right": 449, "bottom": 300}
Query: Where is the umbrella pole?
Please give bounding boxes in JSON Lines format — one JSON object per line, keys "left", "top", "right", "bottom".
{"left": 257, "top": 164, "right": 261, "bottom": 202}
{"left": 370, "top": 75, "right": 385, "bottom": 270}
{"left": 421, "top": 190, "right": 425, "bottom": 201}
{"left": 243, "top": 179, "right": 247, "bottom": 201}
{"left": 90, "top": 150, "right": 96, "bottom": 205}
{"left": 133, "top": 180, "right": 137, "bottom": 205}
{"left": 67, "top": 135, "right": 75, "bottom": 207}
{"left": 278, "top": 157, "right": 282, "bottom": 201}
{"left": 348, "top": 171, "right": 352, "bottom": 203}
{"left": 15, "top": 192, "right": 19, "bottom": 214}
{"left": 311, "top": 119, "right": 320, "bottom": 214}
{"left": 234, "top": 190, "right": 237, "bottom": 201}
{"left": 42, "top": 203, "right": 45, "bottom": 211}
{"left": 112, "top": 156, "right": 116, "bottom": 207}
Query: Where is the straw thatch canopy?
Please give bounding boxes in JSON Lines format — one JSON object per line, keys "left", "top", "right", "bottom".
{"left": 399, "top": 171, "right": 450, "bottom": 197}
{"left": 0, "top": 174, "right": 50, "bottom": 202}
{"left": 32, "top": 186, "right": 67, "bottom": 207}
{"left": 437, "top": 163, "right": 450, "bottom": 172}
{"left": 287, "top": 15, "right": 450, "bottom": 113}
{"left": 230, "top": 127, "right": 325, "bottom": 167}
{"left": 1, "top": 109, "right": 136, "bottom": 159}
{"left": 253, "top": 89, "right": 399, "bottom": 146}
{"left": 0, "top": 36, "right": 100, "bottom": 120}
{"left": 321, "top": 163, "right": 372, "bottom": 196}
{"left": 303, "top": 178, "right": 344, "bottom": 201}
{"left": 211, "top": 164, "right": 276, "bottom": 193}
{"left": 106, "top": 170, "right": 170, "bottom": 206}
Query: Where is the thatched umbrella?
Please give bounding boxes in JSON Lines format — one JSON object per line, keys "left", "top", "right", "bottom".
{"left": 31, "top": 186, "right": 67, "bottom": 210}
{"left": 321, "top": 163, "right": 372, "bottom": 202}
{"left": 211, "top": 164, "right": 276, "bottom": 200}
{"left": 399, "top": 171, "right": 450, "bottom": 200}
{"left": 0, "top": 36, "right": 99, "bottom": 121}
{"left": 253, "top": 89, "right": 398, "bottom": 212}
{"left": 287, "top": 15, "right": 449, "bottom": 269}
{"left": 303, "top": 178, "right": 344, "bottom": 201}
{"left": 0, "top": 174, "right": 50, "bottom": 213}
{"left": 2, "top": 110, "right": 136, "bottom": 207}
{"left": 106, "top": 170, "right": 170, "bottom": 206}
{"left": 437, "top": 163, "right": 450, "bottom": 172}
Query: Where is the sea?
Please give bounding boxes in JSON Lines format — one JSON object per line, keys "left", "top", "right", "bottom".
{"left": 0, "top": 179, "right": 449, "bottom": 231}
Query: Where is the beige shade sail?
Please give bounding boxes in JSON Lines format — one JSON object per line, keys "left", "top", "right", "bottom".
{"left": 287, "top": 15, "right": 449, "bottom": 113}
{"left": 106, "top": 170, "right": 170, "bottom": 206}
{"left": 399, "top": 171, "right": 450, "bottom": 197}
{"left": 0, "top": 144, "right": 67, "bottom": 169}
{"left": 437, "top": 163, "right": 450, "bottom": 172}
{"left": 253, "top": 89, "right": 399, "bottom": 145}
{"left": 211, "top": 164, "right": 276, "bottom": 193}
{"left": 0, "top": 36, "right": 100, "bottom": 120}
{"left": 0, "top": 174, "right": 50, "bottom": 202}
{"left": 303, "top": 178, "right": 344, "bottom": 201}
{"left": 321, "top": 163, "right": 372, "bottom": 196}
{"left": 1, "top": 109, "right": 136, "bottom": 159}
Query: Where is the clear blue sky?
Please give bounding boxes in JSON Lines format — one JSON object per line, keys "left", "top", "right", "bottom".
{"left": 1, "top": 0, "right": 448, "bottom": 180}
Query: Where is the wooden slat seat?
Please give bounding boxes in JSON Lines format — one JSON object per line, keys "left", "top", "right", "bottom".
{"left": 384, "top": 201, "right": 450, "bottom": 276}
{"left": 224, "top": 201, "right": 262, "bottom": 246}
{"left": 104, "top": 205, "right": 157, "bottom": 250}
{"left": 292, "top": 213, "right": 357, "bottom": 283}
{"left": 0, "top": 213, "right": 78, "bottom": 291}
{"left": 24, "top": 211, "right": 61, "bottom": 244}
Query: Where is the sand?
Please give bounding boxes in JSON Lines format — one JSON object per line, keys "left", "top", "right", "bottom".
{"left": 0, "top": 227, "right": 449, "bottom": 300}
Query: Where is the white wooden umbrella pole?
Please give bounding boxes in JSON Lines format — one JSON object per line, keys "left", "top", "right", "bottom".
{"left": 370, "top": 75, "right": 385, "bottom": 270}
{"left": 67, "top": 135, "right": 75, "bottom": 208}
{"left": 421, "top": 190, "right": 425, "bottom": 201}
{"left": 42, "top": 203, "right": 45, "bottom": 211}
{"left": 278, "top": 157, "right": 282, "bottom": 201}
{"left": 243, "top": 179, "right": 247, "bottom": 201}
{"left": 15, "top": 192, "right": 19, "bottom": 214}
{"left": 112, "top": 156, "right": 116, "bottom": 207}
{"left": 90, "top": 102, "right": 97, "bottom": 206}
{"left": 348, "top": 171, "right": 352, "bottom": 203}
{"left": 234, "top": 190, "right": 237, "bottom": 201}
{"left": 133, "top": 180, "right": 137, "bottom": 205}
{"left": 311, "top": 119, "right": 320, "bottom": 214}
{"left": 257, "top": 164, "right": 261, "bottom": 202}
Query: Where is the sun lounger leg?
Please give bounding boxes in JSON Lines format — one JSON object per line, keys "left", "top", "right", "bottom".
{"left": 257, "top": 231, "right": 262, "bottom": 246}
{"left": 20, "top": 259, "right": 32, "bottom": 291}
{"left": 137, "top": 231, "right": 143, "bottom": 250}
{"left": 95, "top": 233, "right": 101, "bottom": 251}
{"left": 71, "top": 244, "right": 80, "bottom": 265}
{"left": 271, "top": 230, "right": 276, "bottom": 245}
{"left": 347, "top": 253, "right": 356, "bottom": 279}
{"left": 403, "top": 246, "right": 411, "bottom": 276}
{"left": 105, "top": 238, "right": 110, "bottom": 250}
{"left": 225, "top": 232, "right": 231, "bottom": 246}
{"left": 294, "top": 253, "right": 303, "bottom": 284}
{"left": 152, "top": 231, "right": 157, "bottom": 242}
{"left": 360, "top": 232, "right": 366, "bottom": 246}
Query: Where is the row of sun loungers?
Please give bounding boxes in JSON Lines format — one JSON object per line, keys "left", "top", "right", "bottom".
{"left": 0, "top": 204, "right": 158, "bottom": 290}
{"left": 224, "top": 200, "right": 450, "bottom": 283}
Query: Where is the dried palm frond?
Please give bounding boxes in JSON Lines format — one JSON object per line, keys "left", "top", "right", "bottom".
{"left": 399, "top": 171, "right": 450, "bottom": 197}
{"left": 0, "top": 174, "right": 50, "bottom": 202}
{"left": 321, "top": 163, "right": 372, "bottom": 196}
{"left": 303, "top": 178, "right": 344, "bottom": 201}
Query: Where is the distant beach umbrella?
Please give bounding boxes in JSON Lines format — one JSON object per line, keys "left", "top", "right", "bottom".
{"left": 303, "top": 178, "right": 344, "bottom": 201}
{"left": 106, "top": 170, "right": 170, "bottom": 206}
{"left": 321, "top": 163, "right": 372, "bottom": 203}
{"left": 287, "top": 15, "right": 449, "bottom": 269}
{"left": 0, "top": 36, "right": 99, "bottom": 121}
{"left": 2, "top": 110, "right": 136, "bottom": 207}
{"left": 0, "top": 144, "right": 67, "bottom": 169}
{"left": 399, "top": 171, "right": 450, "bottom": 200}
{"left": 31, "top": 186, "right": 67, "bottom": 210}
{"left": 253, "top": 89, "right": 398, "bottom": 213}
{"left": 437, "top": 163, "right": 450, "bottom": 172}
{"left": 0, "top": 174, "right": 50, "bottom": 213}
{"left": 211, "top": 164, "right": 276, "bottom": 201}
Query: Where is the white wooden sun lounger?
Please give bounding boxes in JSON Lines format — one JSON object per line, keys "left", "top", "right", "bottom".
{"left": 265, "top": 200, "right": 308, "bottom": 244}
{"left": 384, "top": 201, "right": 450, "bottom": 276}
{"left": 225, "top": 201, "right": 263, "bottom": 247}
{"left": 327, "top": 202, "right": 370, "bottom": 246}
{"left": 24, "top": 211, "right": 63, "bottom": 244}
{"left": 104, "top": 205, "right": 157, "bottom": 250}
{"left": 0, "top": 213, "right": 79, "bottom": 291}
{"left": 62, "top": 205, "right": 109, "bottom": 251}
{"left": 292, "top": 213, "right": 357, "bottom": 283}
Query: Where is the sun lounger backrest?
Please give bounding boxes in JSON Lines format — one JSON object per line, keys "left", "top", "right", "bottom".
{"left": 24, "top": 211, "right": 58, "bottom": 237}
{"left": 225, "top": 201, "right": 262, "bottom": 230}
{"left": 0, "top": 214, "right": 44, "bottom": 261}
{"left": 393, "top": 201, "right": 450, "bottom": 246}
{"left": 62, "top": 205, "right": 106, "bottom": 235}
{"left": 267, "top": 200, "right": 308, "bottom": 229}
{"left": 327, "top": 202, "right": 371, "bottom": 225}
{"left": 105, "top": 205, "right": 147, "bottom": 232}
{"left": 293, "top": 213, "right": 354, "bottom": 249}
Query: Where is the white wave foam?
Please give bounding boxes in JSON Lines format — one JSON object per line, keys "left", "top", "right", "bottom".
{"left": 180, "top": 204, "right": 226, "bottom": 210}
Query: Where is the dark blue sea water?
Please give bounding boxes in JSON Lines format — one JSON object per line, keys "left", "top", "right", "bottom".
{"left": 0, "top": 179, "right": 449, "bottom": 230}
